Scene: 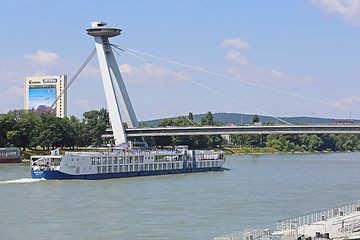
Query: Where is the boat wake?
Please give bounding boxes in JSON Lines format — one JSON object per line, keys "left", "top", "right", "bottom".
{"left": 0, "top": 178, "right": 45, "bottom": 185}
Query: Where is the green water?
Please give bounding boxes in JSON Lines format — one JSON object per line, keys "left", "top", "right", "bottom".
{"left": 1, "top": 152, "right": 360, "bottom": 239}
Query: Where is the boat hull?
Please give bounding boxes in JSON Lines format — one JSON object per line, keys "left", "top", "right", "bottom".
{"left": 31, "top": 167, "right": 225, "bottom": 180}
{"left": 0, "top": 158, "right": 22, "bottom": 163}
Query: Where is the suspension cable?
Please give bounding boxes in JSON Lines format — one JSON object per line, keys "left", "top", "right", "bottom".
{"left": 111, "top": 44, "right": 290, "bottom": 125}
{"left": 112, "top": 44, "right": 360, "bottom": 114}
{"left": 49, "top": 48, "right": 96, "bottom": 112}
{"left": 112, "top": 47, "right": 198, "bottom": 126}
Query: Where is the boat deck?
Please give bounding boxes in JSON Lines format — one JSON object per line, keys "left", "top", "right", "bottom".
{"left": 214, "top": 202, "right": 360, "bottom": 240}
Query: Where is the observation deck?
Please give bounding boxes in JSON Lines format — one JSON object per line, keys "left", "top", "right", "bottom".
{"left": 86, "top": 21, "right": 121, "bottom": 38}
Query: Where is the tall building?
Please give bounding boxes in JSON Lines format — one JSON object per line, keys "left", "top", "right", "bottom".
{"left": 24, "top": 75, "right": 67, "bottom": 118}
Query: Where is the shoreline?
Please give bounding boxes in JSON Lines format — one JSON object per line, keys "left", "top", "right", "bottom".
{"left": 218, "top": 147, "right": 358, "bottom": 156}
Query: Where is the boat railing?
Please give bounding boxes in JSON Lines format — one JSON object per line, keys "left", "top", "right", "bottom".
{"left": 276, "top": 202, "right": 359, "bottom": 232}
{"left": 64, "top": 150, "right": 183, "bottom": 156}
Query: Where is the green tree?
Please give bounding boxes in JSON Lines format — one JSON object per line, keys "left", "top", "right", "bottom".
{"left": 201, "top": 111, "right": 214, "bottom": 126}
{"left": 188, "top": 112, "right": 193, "bottom": 121}
{"left": 252, "top": 114, "right": 259, "bottom": 124}
{"left": 6, "top": 130, "right": 21, "bottom": 147}
{"left": 0, "top": 113, "right": 16, "bottom": 147}
{"left": 82, "top": 108, "right": 110, "bottom": 146}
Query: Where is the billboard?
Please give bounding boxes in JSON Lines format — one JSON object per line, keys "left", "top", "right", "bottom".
{"left": 28, "top": 88, "right": 56, "bottom": 114}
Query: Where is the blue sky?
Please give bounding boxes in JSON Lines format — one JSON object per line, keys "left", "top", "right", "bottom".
{"left": 1, "top": 0, "right": 360, "bottom": 120}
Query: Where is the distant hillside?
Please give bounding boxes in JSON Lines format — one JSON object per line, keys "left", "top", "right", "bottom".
{"left": 142, "top": 112, "right": 359, "bottom": 126}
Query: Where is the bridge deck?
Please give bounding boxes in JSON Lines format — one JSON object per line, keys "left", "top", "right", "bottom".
{"left": 122, "top": 124, "right": 360, "bottom": 137}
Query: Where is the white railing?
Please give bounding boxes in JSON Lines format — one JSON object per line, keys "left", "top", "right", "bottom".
{"left": 276, "top": 202, "right": 358, "bottom": 232}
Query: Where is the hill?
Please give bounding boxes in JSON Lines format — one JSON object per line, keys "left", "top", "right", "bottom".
{"left": 142, "top": 112, "right": 359, "bottom": 126}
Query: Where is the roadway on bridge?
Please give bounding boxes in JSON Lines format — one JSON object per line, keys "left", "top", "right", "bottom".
{"left": 123, "top": 124, "right": 360, "bottom": 137}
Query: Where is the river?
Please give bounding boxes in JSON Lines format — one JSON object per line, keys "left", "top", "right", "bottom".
{"left": 1, "top": 152, "right": 360, "bottom": 239}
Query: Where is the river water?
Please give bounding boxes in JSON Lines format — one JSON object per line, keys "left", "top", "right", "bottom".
{"left": 1, "top": 152, "right": 360, "bottom": 239}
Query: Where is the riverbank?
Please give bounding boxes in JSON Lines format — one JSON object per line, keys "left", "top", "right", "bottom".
{"left": 217, "top": 146, "right": 355, "bottom": 155}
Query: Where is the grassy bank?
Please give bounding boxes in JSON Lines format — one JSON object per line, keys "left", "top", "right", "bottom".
{"left": 217, "top": 146, "right": 281, "bottom": 155}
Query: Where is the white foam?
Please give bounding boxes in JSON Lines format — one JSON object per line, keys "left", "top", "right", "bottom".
{"left": 0, "top": 178, "right": 45, "bottom": 184}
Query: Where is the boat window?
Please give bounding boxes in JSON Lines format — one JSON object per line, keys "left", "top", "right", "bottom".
{"left": 113, "top": 157, "right": 117, "bottom": 164}
{"left": 134, "top": 156, "right": 138, "bottom": 163}
{"left": 113, "top": 165, "right": 118, "bottom": 172}
{"left": 102, "top": 166, "right": 106, "bottom": 173}
{"left": 119, "top": 165, "right": 123, "bottom": 172}
{"left": 134, "top": 165, "right": 138, "bottom": 171}
{"left": 108, "top": 157, "right": 112, "bottom": 164}
{"left": 102, "top": 157, "right": 106, "bottom": 165}
{"left": 91, "top": 157, "right": 95, "bottom": 165}
{"left": 124, "top": 165, "right": 128, "bottom": 172}
{"left": 149, "top": 164, "right": 153, "bottom": 170}
{"left": 176, "top": 163, "right": 180, "bottom": 169}
{"left": 97, "top": 166, "right": 101, "bottom": 173}
{"left": 97, "top": 157, "right": 101, "bottom": 165}
{"left": 119, "top": 157, "right": 123, "bottom": 164}
{"left": 108, "top": 166, "right": 112, "bottom": 173}
{"left": 129, "top": 165, "right": 133, "bottom": 172}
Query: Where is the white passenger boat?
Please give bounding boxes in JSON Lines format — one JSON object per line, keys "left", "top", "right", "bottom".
{"left": 31, "top": 147, "right": 225, "bottom": 180}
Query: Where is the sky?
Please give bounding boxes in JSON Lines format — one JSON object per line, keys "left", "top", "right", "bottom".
{"left": 1, "top": 0, "right": 360, "bottom": 121}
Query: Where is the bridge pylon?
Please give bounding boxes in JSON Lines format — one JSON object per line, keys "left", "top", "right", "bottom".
{"left": 87, "top": 21, "right": 147, "bottom": 148}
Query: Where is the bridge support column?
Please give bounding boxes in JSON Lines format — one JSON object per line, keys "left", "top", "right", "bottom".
{"left": 87, "top": 21, "right": 147, "bottom": 147}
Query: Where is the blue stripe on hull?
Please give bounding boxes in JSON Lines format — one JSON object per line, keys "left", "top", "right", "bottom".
{"left": 31, "top": 167, "right": 224, "bottom": 180}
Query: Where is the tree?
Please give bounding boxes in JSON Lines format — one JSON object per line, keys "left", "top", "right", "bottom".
{"left": 69, "top": 115, "right": 89, "bottom": 148}
{"left": 188, "top": 112, "right": 193, "bottom": 121}
{"left": 0, "top": 113, "right": 16, "bottom": 147}
{"left": 82, "top": 108, "right": 110, "bottom": 146}
{"left": 157, "top": 118, "right": 175, "bottom": 127}
{"left": 13, "top": 111, "right": 39, "bottom": 150}
{"left": 252, "top": 114, "right": 259, "bottom": 124}
{"left": 201, "top": 111, "right": 214, "bottom": 126}
{"left": 6, "top": 130, "right": 21, "bottom": 147}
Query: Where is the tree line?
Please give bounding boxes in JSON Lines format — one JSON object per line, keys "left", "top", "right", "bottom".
{"left": 142, "top": 111, "right": 225, "bottom": 149}
{"left": 0, "top": 109, "right": 110, "bottom": 150}
{"left": 2, "top": 109, "right": 360, "bottom": 152}
{"left": 149, "top": 112, "right": 360, "bottom": 152}
{"left": 231, "top": 114, "right": 360, "bottom": 152}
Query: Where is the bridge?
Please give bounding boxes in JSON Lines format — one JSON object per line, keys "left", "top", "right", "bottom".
{"left": 124, "top": 124, "right": 360, "bottom": 137}
{"left": 83, "top": 21, "right": 360, "bottom": 147}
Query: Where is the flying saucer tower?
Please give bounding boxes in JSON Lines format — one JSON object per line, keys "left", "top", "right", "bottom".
{"left": 87, "top": 21, "right": 146, "bottom": 147}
